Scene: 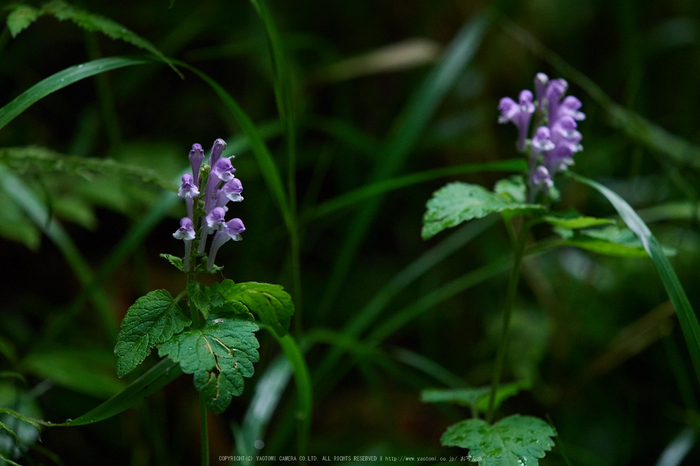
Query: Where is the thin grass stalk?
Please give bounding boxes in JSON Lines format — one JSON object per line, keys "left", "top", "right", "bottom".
{"left": 486, "top": 220, "right": 530, "bottom": 424}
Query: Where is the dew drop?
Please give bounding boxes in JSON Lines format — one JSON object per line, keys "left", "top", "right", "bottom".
{"left": 77, "top": 64, "right": 83, "bottom": 68}
{"left": 65, "top": 418, "right": 72, "bottom": 423}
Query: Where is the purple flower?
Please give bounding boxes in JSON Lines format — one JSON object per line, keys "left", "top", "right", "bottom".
{"left": 178, "top": 174, "right": 199, "bottom": 221}
{"left": 208, "top": 138, "right": 227, "bottom": 168}
{"left": 498, "top": 90, "right": 535, "bottom": 152}
{"left": 172, "top": 138, "right": 246, "bottom": 273}
{"left": 207, "top": 218, "right": 245, "bottom": 271}
{"left": 532, "top": 126, "right": 555, "bottom": 152}
{"left": 557, "top": 96, "right": 585, "bottom": 122}
{"left": 534, "top": 73, "right": 549, "bottom": 111}
{"left": 498, "top": 73, "right": 584, "bottom": 200}
{"left": 216, "top": 178, "right": 244, "bottom": 209}
{"left": 203, "top": 156, "right": 236, "bottom": 214}
{"left": 545, "top": 78, "right": 568, "bottom": 125}
{"left": 205, "top": 207, "right": 227, "bottom": 231}
{"left": 178, "top": 174, "right": 199, "bottom": 199}
{"left": 189, "top": 143, "right": 204, "bottom": 185}
{"left": 173, "top": 217, "right": 196, "bottom": 241}
{"left": 211, "top": 158, "right": 236, "bottom": 182}
{"left": 198, "top": 206, "right": 227, "bottom": 253}
{"left": 542, "top": 116, "right": 582, "bottom": 175}
{"left": 532, "top": 165, "right": 553, "bottom": 189}
{"left": 173, "top": 217, "right": 195, "bottom": 271}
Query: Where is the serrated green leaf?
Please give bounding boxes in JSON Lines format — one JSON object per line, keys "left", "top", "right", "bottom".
{"left": 542, "top": 209, "right": 614, "bottom": 229}
{"left": 0, "top": 146, "right": 173, "bottom": 191}
{"left": 114, "top": 290, "right": 191, "bottom": 377}
{"left": 7, "top": 0, "right": 181, "bottom": 77}
{"left": 6, "top": 5, "right": 41, "bottom": 37}
{"left": 210, "top": 280, "right": 294, "bottom": 337}
{"left": 422, "top": 182, "right": 544, "bottom": 240}
{"left": 187, "top": 281, "right": 210, "bottom": 319}
{"left": 494, "top": 175, "right": 527, "bottom": 203}
{"left": 160, "top": 253, "right": 184, "bottom": 272}
{"left": 157, "top": 316, "right": 259, "bottom": 414}
{"left": 441, "top": 415, "right": 556, "bottom": 465}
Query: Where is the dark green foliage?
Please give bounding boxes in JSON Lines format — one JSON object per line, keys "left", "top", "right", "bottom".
{"left": 2, "top": 0, "right": 700, "bottom": 464}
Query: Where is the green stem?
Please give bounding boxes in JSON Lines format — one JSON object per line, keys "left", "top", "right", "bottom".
{"left": 200, "top": 392, "right": 209, "bottom": 466}
{"left": 486, "top": 217, "right": 530, "bottom": 424}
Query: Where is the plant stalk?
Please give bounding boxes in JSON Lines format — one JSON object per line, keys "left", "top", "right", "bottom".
{"left": 200, "top": 392, "right": 209, "bottom": 466}
{"left": 486, "top": 218, "right": 530, "bottom": 424}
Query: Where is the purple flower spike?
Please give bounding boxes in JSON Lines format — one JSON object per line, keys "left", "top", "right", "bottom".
{"left": 498, "top": 90, "right": 535, "bottom": 152}
{"left": 545, "top": 78, "right": 568, "bottom": 124}
{"left": 173, "top": 217, "right": 195, "bottom": 272}
{"left": 189, "top": 143, "right": 204, "bottom": 185}
{"left": 207, "top": 218, "right": 245, "bottom": 271}
{"left": 212, "top": 158, "right": 236, "bottom": 182}
{"left": 209, "top": 138, "right": 227, "bottom": 168}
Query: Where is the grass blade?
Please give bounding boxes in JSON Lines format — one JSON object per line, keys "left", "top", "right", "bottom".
{"left": 312, "top": 217, "right": 498, "bottom": 394}
{"left": 570, "top": 172, "right": 700, "bottom": 386}
{"left": 0, "top": 358, "right": 181, "bottom": 428}
{"left": 238, "top": 355, "right": 292, "bottom": 456}
{"left": 260, "top": 325, "right": 312, "bottom": 456}
{"left": 0, "top": 56, "right": 151, "bottom": 132}
{"left": 249, "top": 0, "right": 303, "bottom": 322}
{"left": 63, "top": 358, "right": 182, "bottom": 426}
{"left": 319, "top": 12, "right": 489, "bottom": 314}
{"left": 307, "top": 159, "right": 526, "bottom": 220}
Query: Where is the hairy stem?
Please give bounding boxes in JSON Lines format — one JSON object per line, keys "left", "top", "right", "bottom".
{"left": 486, "top": 217, "right": 530, "bottom": 424}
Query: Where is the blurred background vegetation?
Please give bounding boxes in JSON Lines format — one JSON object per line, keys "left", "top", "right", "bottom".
{"left": 2, "top": 0, "right": 700, "bottom": 464}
